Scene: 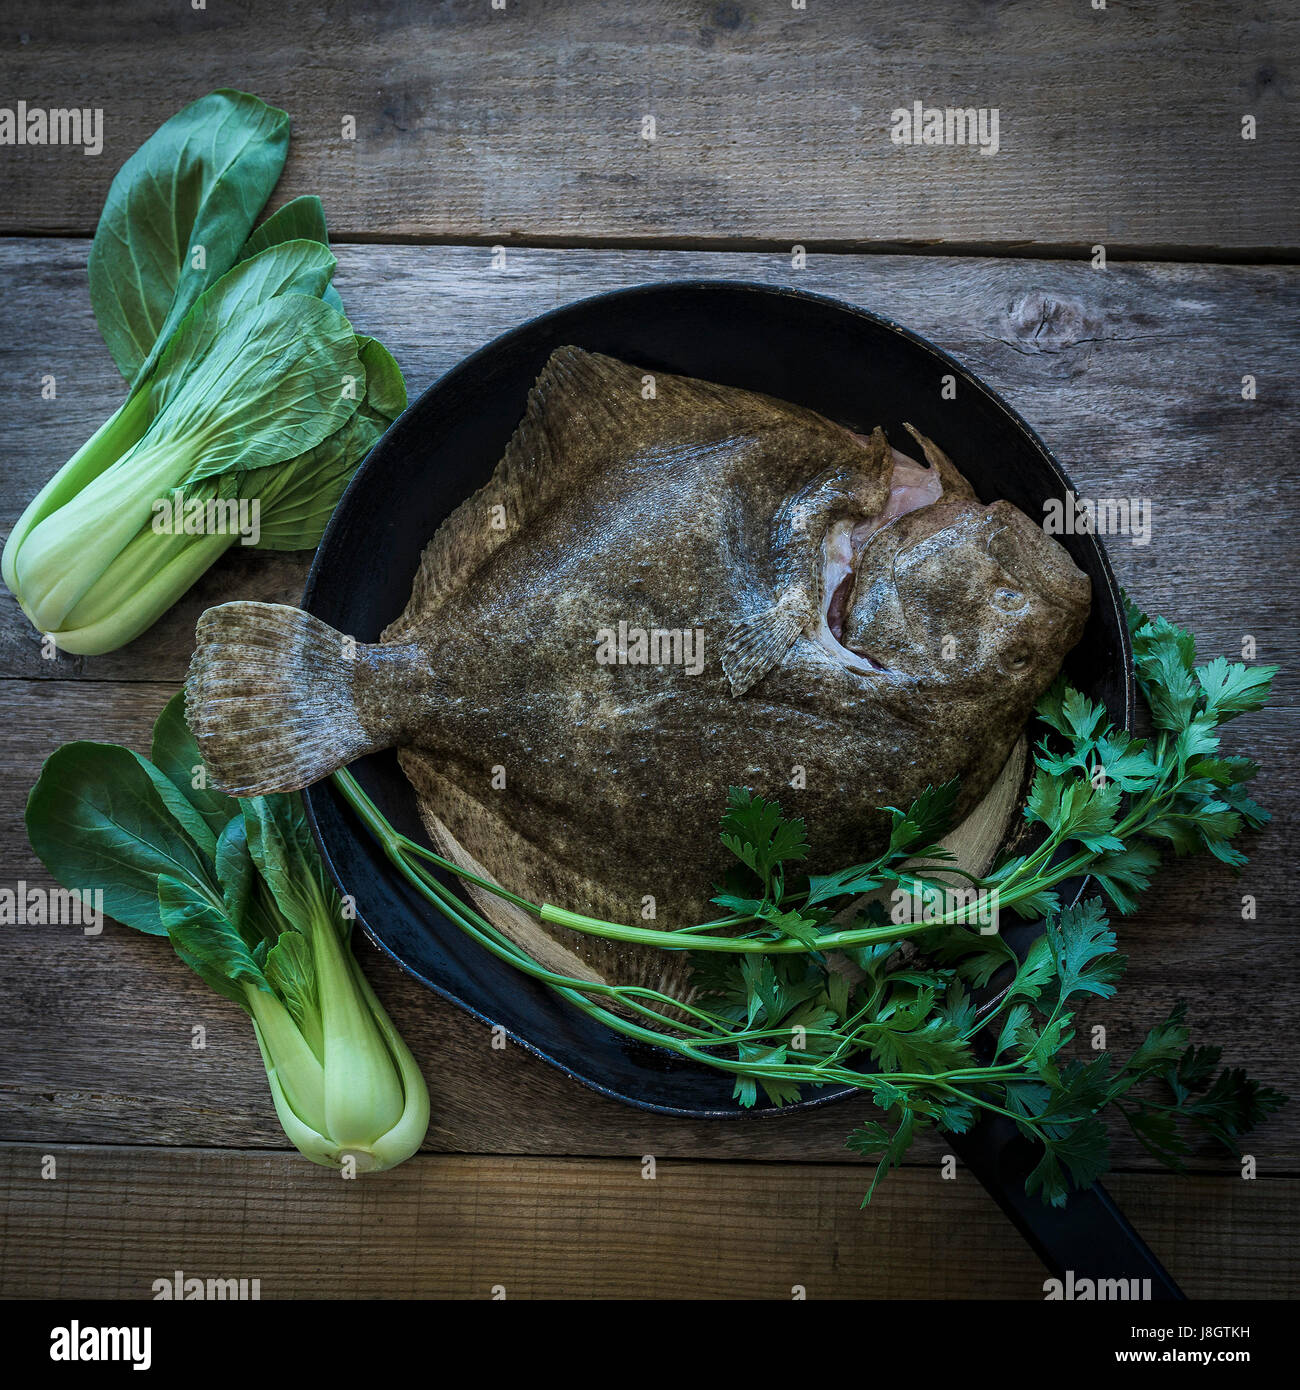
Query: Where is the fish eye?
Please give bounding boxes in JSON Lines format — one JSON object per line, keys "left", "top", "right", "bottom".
{"left": 1005, "top": 649, "right": 1031, "bottom": 673}
{"left": 991, "top": 586, "right": 1027, "bottom": 613}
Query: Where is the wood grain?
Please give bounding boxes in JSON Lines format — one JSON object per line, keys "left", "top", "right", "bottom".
{"left": 0, "top": 0, "right": 1296, "bottom": 254}
{"left": 1, "top": 243, "right": 1296, "bottom": 1175}
{"left": 1, "top": 1144, "right": 1293, "bottom": 1299}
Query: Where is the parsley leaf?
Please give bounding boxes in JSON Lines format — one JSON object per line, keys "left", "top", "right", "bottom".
{"left": 1196, "top": 657, "right": 1278, "bottom": 721}
{"left": 846, "top": 1107, "right": 922, "bottom": 1205}
{"left": 718, "top": 787, "right": 809, "bottom": 898}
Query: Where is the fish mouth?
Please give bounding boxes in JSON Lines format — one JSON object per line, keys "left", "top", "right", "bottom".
{"left": 817, "top": 517, "right": 885, "bottom": 672}
{"left": 815, "top": 445, "right": 945, "bottom": 672}
{"left": 826, "top": 567, "right": 856, "bottom": 644}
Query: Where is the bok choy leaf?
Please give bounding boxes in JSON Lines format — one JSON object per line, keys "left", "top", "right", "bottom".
{"left": 88, "top": 88, "right": 292, "bottom": 390}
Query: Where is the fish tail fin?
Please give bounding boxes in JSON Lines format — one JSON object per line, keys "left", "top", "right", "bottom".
{"left": 720, "top": 597, "right": 805, "bottom": 696}
{"left": 186, "top": 601, "right": 409, "bottom": 795}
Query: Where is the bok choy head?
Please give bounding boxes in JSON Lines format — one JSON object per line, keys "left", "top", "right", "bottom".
{"left": 2, "top": 89, "right": 406, "bottom": 655}
{"left": 26, "top": 693, "right": 429, "bottom": 1174}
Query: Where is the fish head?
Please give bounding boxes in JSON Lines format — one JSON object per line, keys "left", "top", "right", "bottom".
{"left": 838, "top": 497, "right": 1091, "bottom": 691}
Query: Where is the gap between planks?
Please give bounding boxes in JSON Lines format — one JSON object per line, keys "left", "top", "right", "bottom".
{"left": 3, "top": 229, "right": 1300, "bottom": 266}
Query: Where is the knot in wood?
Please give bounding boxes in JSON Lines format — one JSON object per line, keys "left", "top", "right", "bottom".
{"left": 1004, "top": 288, "right": 1098, "bottom": 353}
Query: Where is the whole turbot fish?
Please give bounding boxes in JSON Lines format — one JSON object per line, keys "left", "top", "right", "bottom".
{"left": 187, "top": 347, "right": 1090, "bottom": 999}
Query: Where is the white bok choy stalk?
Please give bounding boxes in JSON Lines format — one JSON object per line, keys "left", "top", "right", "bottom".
{"left": 221, "top": 797, "right": 429, "bottom": 1172}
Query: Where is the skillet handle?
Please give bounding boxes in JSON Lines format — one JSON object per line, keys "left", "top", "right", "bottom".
{"left": 948, "top": 1114, "right": 1186, "bottom": 1299}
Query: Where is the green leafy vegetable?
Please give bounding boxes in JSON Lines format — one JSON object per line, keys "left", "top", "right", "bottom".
{"left": 26, "top": 694, "right": 429, "bottom": 1174}
{"left": 2, "top": 90, "right": 406, "bottom": 654}
{"left": 26, "top": 741, "right": 219, "bottom": 936}
{"left": 718, "top": 787, "right": 809, "bottom": 898}
{"left": 333, "top": 600, "right": 1284, "bottom": 1207}
{"left": 235, "top": 193, "right": 346, "bottom": 313}
{"left": 88, "top": 89, "right": 291, "bottom": 390}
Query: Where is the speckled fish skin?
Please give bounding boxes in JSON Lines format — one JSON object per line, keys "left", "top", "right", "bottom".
{"left": 186, "top": 347, "right": 1091, "bottom": 995}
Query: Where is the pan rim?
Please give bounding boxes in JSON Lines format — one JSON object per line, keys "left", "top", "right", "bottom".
{"left": 302, "top": 277, "right": 1135, "bottom": 1119}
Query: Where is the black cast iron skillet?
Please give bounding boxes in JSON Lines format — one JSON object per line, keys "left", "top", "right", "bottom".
{"left": 302, "top": 281, "right": 1182, "bottom": 1299}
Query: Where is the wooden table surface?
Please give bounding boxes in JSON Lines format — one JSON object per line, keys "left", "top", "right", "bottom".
{"left": 2, "top": 1, "right": 1297, "bottom": 1300}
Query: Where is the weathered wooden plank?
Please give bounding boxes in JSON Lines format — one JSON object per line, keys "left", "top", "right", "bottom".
{"left": 3, "top": 242, "right": 1297, "bottom": 681}
{"left": 1, "top": 679, "right": 1295, "bottom": 1170}
{"left": 0, "top": 1, "right": 1295, "bottom": 252}
{"left": 0, "top": 1145, "right": 1293, "bottom": 1299}
{"left": 0, "top": 243, "right": 1296, "bottom": 1169}
{"left": 0, "top": 1147, "right": 1057, "bottom": 1300}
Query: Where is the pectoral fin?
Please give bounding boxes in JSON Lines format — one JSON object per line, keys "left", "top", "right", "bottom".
{"left": 720, "top": 596, "right": 806, "bottom": 696}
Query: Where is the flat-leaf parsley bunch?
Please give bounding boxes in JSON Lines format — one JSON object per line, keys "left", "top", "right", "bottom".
{"left": 338, "top": 598, "right": 1285, "bottom": 1206}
